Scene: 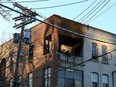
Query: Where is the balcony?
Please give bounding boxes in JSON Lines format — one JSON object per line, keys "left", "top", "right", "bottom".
{"left": 56, "top": 52, "right": 84, "bottom": 67}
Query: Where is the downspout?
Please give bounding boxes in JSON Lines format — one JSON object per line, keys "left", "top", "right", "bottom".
{"left": 112, "top": 71, "right": 116, "bottom": 87}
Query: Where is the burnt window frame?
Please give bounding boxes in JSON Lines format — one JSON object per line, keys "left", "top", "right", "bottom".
{"left": 44, "top": 35, "right": 51, "bottom": 55}
{"left": 58, "top": 34, "right": 83, "bottom": 57}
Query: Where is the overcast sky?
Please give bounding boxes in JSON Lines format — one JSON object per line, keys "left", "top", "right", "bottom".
{"left": 0, "top": 0, "right": 116, "bottom": 42}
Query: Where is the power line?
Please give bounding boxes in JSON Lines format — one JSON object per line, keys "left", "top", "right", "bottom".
{"left": 88, "top": 2, "right": 116, "bottom": 23}
{"left": 1, "top": 3, "right": 116, "bottom": 45}
{"left": 73, "top": 0, "right": 97, "bottom": 20}
{"left": 85, "top": 0, "right": 110, "bottom": 24}
{"left": 30, "top": 0, "right": 88, "bottom": 9}
{"left": 78, "top": 0, "right": 103, "bottom": 22}
{"left": 81, "top": 0, "right": 110, "bottom": 23}
{"left": 0, "top": 0, "right": 48, "bottom": 3}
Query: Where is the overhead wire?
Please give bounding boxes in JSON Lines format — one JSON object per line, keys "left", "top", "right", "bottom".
{"left": 85, "top": 0, "right": 110, "bottom": 24}
{"left": 73, "top": 0, "right": 97, "bottom": 20}
{"left": 0, "top": 1, "right": 116, "bottom": 85}
{"left": 0, "top": 3, "right": 116, "bottom": 45}
{"left": 78, "top": 0, "right": 103, "bottom": 22}
{"left": 87, "top": 2, "right": 116, "bottom": 23}
{"left": 0, "top": 0, "right": 48, "bottom": 3}
{"left": 30, "top": 0, "right": 89, "bottom": 9}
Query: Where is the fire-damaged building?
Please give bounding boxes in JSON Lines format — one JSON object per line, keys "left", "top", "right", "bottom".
{"left": 0, "top": 15, "right": 116, "bottom": 87}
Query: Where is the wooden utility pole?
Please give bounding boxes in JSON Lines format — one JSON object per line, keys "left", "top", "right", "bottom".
{"left": 12, "top": 2, "right": 37, "bottom": 87}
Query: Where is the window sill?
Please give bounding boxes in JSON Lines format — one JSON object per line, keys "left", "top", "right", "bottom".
{"left": 101, "top": 61, "right": 109, "bottom": 65}
{"left": 92, "top": 59, "right": 99, "bottom": 63}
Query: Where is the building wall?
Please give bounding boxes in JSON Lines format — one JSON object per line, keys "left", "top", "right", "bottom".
{"left": 0, "top": 15, "right": 116, "bottom": 87}
{"left": 83, "top": 26, "right": 116, "bottom": 87}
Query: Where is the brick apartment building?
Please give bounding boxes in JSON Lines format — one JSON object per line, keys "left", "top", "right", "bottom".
{"left": 0, "top": 15, "right": 116, "bottom": 87}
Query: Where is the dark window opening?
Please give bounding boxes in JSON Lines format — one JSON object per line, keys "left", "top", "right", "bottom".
{"left": 44, "top": 35, "right": 51, "bottom": 55}
{"left": 29, "top": 44, "right": 34, "bottom": 61}
{"left": 59, "top": 35, "right": 83, "bottom": 57}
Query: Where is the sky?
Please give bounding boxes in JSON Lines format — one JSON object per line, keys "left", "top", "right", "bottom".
{"left": 0, "top": 0, "right": 116, "bottom": 42}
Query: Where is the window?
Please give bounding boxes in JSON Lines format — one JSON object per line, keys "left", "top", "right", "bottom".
{"left": 44, "top": 35, "right": 51, "bottom": 55}
{"left": 102, "top": 74, "right": 109, "bottom": 87}
{"left": 10, "top": 79, "right": 13, "bottom": 87}
{"left": 57, "top": 67, "right": 83, "bottom": 87}
{"left": 43, "top": 67, "right": 51, "bottom": 87}
{"left": 0, "top": 58, "right": 6, "bottom": 80}
{"left": 91, "top": 73, "right": 98, "bottom": 87}
{"left": 92, "top": 43, "right": 98, "bottom": 59}
{"left": 18, "top": 76, "right": 22, "bottom": 87}
{"left": 29, "top": 44, "right": 34, "bottom": 61}
{"left": 102, "top": 46, "right": 108, "bottom": 63}
{"left": 28, "top": 73, "right": 33, "bottom": 87}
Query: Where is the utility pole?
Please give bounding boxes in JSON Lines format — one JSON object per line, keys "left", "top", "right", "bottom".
{"left": 12, "top": 2, "right": 37, "bottom": 87}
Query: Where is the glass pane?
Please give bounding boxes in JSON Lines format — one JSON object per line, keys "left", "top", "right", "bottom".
{"left": 102, "top": 75, "right": 108, "bottom": 83}
{"left": 66, "top": 79, "right": 74, "bottom": 87}
{"left": 57, "top": 78, "right": 64, "bottom": 87}
{"left": 44, "top": 68, "right": 51, "bottom": 87}
{"left": 92, "top": 82, "right": 98, "bottom": 87}
{"left": 58, "top": 67, "right": 65, "bottom": 78}
{"left": 66, "top": 69, "right": 74, "bottom": 79}
{"left": 102, "top": 46, "right": 107, "bottom": 58}
{"left": 92, "top": 44, "right": 97, "bottom": 54}
{"left": 29, "top": 73, "right": 33, "bottom": 87}
{"left": 75, "top": 80, "right": 82, "bottom": 87}
{"left": 91, "top": 73, "right": 98, "bottom": 82}
{"left": 74, "top": 70, "right": 82, "bottom": 80}
{"left": 103, "top": 83, "right": 108, "bottom": 87}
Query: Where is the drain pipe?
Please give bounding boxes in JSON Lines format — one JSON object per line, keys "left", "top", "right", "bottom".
{"left": 112, "top": 71, "right": 116, "bottom": 87}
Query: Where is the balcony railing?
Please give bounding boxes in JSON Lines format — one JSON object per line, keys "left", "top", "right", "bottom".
{"left": 56, "top": 52, "right": 83, "bottom": 65}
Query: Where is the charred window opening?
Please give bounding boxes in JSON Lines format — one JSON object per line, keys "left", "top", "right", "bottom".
{"left": 29, "top": 44, "right": 34, "bottom": 60}
{"left": 44, "top": 35, "right": 51, "bottom": 55}
{"left": 59, "top": 35, "right": 83, "bottom": 57}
